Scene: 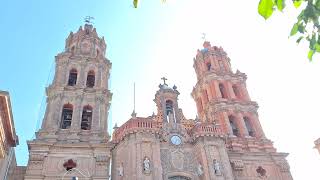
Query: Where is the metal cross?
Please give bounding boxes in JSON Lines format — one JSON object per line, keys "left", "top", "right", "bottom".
{"left": 84, "top": 16, "right": 94, "bottom": 24}
{"left": 161, "top": 77, "right": 168, "bottom": 85}
{"left": 202, "top": 33, "right": 206, "bottom": 41}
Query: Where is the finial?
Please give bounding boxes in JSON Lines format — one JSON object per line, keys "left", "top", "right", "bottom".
{"left": 84, "top": 16, "right": 94, "bottom": 24}
{"left": 173, "top": 85, "right": 177, "bottom": 90}
{"left": 201, "top": 33, "right": 206, "bottom": 41}
{"left": 131, "top": 110, "right": 137, "bottom": 118}
{"left": 113, "top": 123, "right": 118, "bottom": 129}
{"left": 161, "top": 77, "right": 168, "bottom": 85}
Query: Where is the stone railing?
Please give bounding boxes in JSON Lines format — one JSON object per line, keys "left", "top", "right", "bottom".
{"left": 190, "top": 123, "right": 223, "bottom": 139}
{"left": 112, "top": 118, "right": 160, "bottom": 143}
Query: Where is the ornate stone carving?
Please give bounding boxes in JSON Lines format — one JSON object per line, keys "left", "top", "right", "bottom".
{"left": 196, "top": 163, "right": 204, "bottom": 176}
{"left": 171, "top": 150, "right": 184, "bottom": 170}
{"left": 213, "top": 159, "right": 222, "bottom": 176}
{"left": 230, "top": 159, "right": 244, "bottom": 171}
{"left": 143, "top": 156, "right": 151, "bottom": 174}
{"left": 118, "top": 163, "right": 124, "bottom": 176}
{"left": 277, "top": 160, "right": 290, "bottom": 172}
{"left": 29, "top": 154, "right": 45, "bottom": 161}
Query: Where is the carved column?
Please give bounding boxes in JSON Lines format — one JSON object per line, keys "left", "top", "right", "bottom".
{"left": 71, "top": 95, "right": 82, "bottom": 130}
{"left": 213, "top": 81, "right": 222, "bottom": 98}
{"left": 222, "top": 112, "right": 234, "bottom": 136}
{"left": 227, "top": 81, "right": 236, "bottom": 99}
{"left": 236, "top": 112, "right": 249, "bottom": 137}
{"left": 97, "top": 65, "right": 103, "bottom": 88}
{"left": 251, "top": 113, "right": 266, "bottom": 138}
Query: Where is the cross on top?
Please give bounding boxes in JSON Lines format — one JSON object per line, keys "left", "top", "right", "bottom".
{"left": 161, "top": 77, "right": 168, "bottom": 85}
{"left": 84, "top": 16, "right": 94, "bottom": 24}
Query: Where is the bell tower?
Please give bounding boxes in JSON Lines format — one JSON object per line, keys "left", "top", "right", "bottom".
{"left": 25, "top": 22, "right": 112, "bottom": 180}
{"left": 154, "top": 78, "right": 181, "bottom": 124}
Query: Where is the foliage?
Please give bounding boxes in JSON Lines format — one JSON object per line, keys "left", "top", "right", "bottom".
{"left": 258, "top": 0, "right": 320, "bottom": 61}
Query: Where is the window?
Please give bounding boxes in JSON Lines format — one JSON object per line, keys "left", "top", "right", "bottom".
{"left": 86, "top": 70, "right": 95, "bottom": 88}
{"left": 232, "top": 85, "right": 240, "bottom": 98}
{"left": 244, "top": 116, "right": 254, "bottom": 137}
{"left": 219, "top": 83, "right": 226, "bottom": 98}
{"left": 68, "top": 69, "right": 77, "bottom": 86}
{"left": 165, "top": 100, "right": 173, "bottom": 115}
{"left": 228, "top": 115, "right": 239, "bottom": 136}
{"left": 206, "top": 63, "right": 211, "bottom": 71}
{"left": 81, "top": 105, "right": 92, "bottom": 130}
{"left": 61, "top": 104, "right": 73, "bottom": 129}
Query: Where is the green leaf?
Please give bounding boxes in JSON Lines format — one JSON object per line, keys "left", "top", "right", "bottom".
{"left": 296, "top": 36, "right": 304, "bottom": 43}
{"left": 133, "top": 0, "right": 138, "bottom": 8}
{"left": 315, "top": 43, "right": 320, "bottom": 52}
{"left": 308, "top": 50, "right": 315, "bottom": 61}
{"left": 276, "top": 0, "right": 285, "bottom": 11}
{"left": 298, "top": 23, "right": 305, "bottom": 33}
{"left": 293, "top": 0, "right": 303, "bottom": 8}
{"left": 290, "top": 23, "right": 299, "bottom": 36}
{"left": 258, "top": 0, "right": 275, "bottom": 19}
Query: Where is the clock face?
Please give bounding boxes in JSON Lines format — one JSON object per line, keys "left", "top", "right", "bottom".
{"left": 170, "top": 135, "right": 182, "bottom": 145}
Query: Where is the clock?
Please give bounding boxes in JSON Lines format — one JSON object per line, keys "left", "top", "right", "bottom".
{"left": 170, "top": 135, "right": 182, "bottom": 145}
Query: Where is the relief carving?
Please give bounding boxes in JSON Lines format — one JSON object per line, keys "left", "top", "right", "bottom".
{"left": 230, "top": 159, "right": 244, "bottom": 171}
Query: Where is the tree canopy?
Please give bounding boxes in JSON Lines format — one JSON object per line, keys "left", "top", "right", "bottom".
{"left": 259, "top": 0, "right": 320, "bottom": 61}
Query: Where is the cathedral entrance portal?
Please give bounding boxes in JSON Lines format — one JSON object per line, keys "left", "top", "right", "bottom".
{"left": 168, "top": 176, "right": 191, "bottom": 180}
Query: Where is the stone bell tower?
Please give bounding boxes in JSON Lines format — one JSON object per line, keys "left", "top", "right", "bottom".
{"left": 25, "top": 22, "right": 112, "bottom": 179}
{"left": 191, "top": 41, "right": 293, "bottom": 179}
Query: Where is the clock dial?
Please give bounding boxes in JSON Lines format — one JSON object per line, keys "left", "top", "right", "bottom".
{"left": 170, "top": 135, "right": 182, "bottom": 145}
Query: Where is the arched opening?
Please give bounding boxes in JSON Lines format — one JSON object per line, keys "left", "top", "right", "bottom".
{"left": 81, "top": 105, "right": 92, "bottom": 130}
{"left": 206, "top": 63, "right": 211, "bottom": 71}
{"left": 219, "top": 83, "right": 226, "bottom": 98}
{"left": 71, "top": 46, "right": 75, "bottom": 55}
{"left": 228, "top": 115, "right": 239, "bottom": 136}
{"left": 244, "top": 116, "right": 255, "bottom": 137}
{"left": 86, "top": 70, "right": 95, "bottom": 88}
{"left": 232, "top": 85, "right": 240, "bottom": 98}
{"left": 61, "top": 104, "right": 73, "bottom": 129}
{"left": 165, "top": 100, "right": 173, "bottom": 115}
{"left": 68, "top": 69, "right": 78, "bottom": 86}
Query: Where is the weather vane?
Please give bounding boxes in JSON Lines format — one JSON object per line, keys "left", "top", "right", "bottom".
{"left": 84, "top": 16, "right": 94, "bottom": 24}
{"left": 202, "top": 33, "right": 207, "bottom": 41}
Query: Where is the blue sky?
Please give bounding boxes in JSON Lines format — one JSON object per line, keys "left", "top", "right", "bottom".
{"left": 1, "top": 0, "right": 320, "bottom": 179}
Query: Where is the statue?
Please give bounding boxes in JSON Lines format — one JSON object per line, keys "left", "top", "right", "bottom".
{"left": 118, "top": 163, "right": 123, "bottom": 176}
{"left": 213, "top": 159, "right": 222, "bottom": 176}
{"left": 196, "top": 163, "right": 204, "bottom": 176}
{"left": 143, "top": 157, "right": 151, "bottom": 174}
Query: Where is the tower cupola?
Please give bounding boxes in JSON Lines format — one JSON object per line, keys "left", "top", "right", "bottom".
{"left": 65, "top": 23, "right": 106, "bottom": 59}
{"left": 154, "top": 77, "right": 181, "bottom": 123}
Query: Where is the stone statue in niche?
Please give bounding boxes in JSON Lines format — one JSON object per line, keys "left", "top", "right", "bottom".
{"left": 118, "top": 163, "right": 123, "bottom": 176}
{"left": 143, "top": 157, "right": 151, "bottom": 174}
{"left": 196, "top": 163, "right": 204, "bottom": 176}
{"left": 213, "top": 159, "right": 222, "bottom": 176}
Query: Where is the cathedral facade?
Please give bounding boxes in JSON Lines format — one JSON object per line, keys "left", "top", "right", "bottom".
{"left": 23, "top": 23, "right": 293, "bottom": 180}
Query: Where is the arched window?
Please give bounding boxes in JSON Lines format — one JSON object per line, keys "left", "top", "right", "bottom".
{"left": 81, "top": 105, "right": 92, "bottom": 130}
{"left": 206, "top": 63, "right": 211, "bottom": 71}
{"left": 232, "top": 85, "right": 240, "bottom": 98}
{"left": 68, "top": 69, "right": 77, "bottom": 86}
{"left": 61, "top": 104, "right": 73, "bottom": 129}
{"left": 219, "top": 83, "right": 226, "bottom": 98}
{"left": 165, "top": 100, "right": 173, "bottom": 115}
{"left": 244, "top": 116, "right": 254, "bottom": 137}
{"left": 86, "top": 70, "right": 95, "bottom": 88}
{"left": 228, "top": 115, "right": 239, "bottom": 136}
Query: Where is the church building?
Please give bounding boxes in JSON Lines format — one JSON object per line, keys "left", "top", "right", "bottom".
{"left": 21, "top": 22, "right": 293, "bottom": 180}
